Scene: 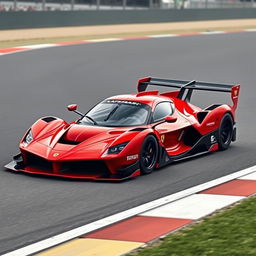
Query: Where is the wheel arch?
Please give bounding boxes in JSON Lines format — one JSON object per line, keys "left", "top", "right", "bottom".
{"left": 139, "top": 133, "right": 159, "bottom": 174}
{"left": 197, "top": 105, "right": 234, "bottom": 135}
{"left": 218, "top": 112, "right": 234, "bottom": 150}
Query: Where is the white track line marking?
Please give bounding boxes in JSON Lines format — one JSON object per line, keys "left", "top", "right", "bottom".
{"left": 141, "top": 194, "right": 243, "bottom": 220}
{"left": 200, "top": 31, "right": 226, "bottom": 35}
{"left": 87, "top": 38, "right": 122, "bottom": 43}
{"left": 3, "top": 164, "right": 256, "bottom": 256}
{"left": 238, "top": 171, "right": 256, "bottom": 180}
{"left": 18, "top": 44, "right": 57, "bottom": 49}
{"left": 245, "top": 28, "right": 256, "bottom": 32}
{"left": 148, "top": 34, "right": 178, "bottom": 38}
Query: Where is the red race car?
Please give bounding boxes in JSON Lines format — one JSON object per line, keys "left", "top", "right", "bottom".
{"left": 5, "top": 77, "right": 240, "bottom": 180}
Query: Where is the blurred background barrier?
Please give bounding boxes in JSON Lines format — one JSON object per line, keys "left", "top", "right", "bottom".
{"left": 0, "top": 0, "right": 255, "bottom": 11}
{"left": 0, "top": 7, "right": 255, "bottom": 30}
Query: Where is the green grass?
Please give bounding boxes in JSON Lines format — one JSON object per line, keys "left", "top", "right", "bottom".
{"left": 128, "top": 196, "right": 256, "bottom": 256}
{"left": 0, "top": 25, "right": 255, "bottom": 49}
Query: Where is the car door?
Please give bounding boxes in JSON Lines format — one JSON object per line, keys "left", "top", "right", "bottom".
{"left": 152, "top": 102, "right": 192, "bottom": 155}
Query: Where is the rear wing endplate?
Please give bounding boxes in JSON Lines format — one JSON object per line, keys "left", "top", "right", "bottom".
{"left": 137, "top": 77, "right": 240, "bottom": 110}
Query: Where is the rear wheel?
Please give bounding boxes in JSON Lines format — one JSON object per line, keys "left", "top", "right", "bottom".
{"left": 218, "top": 113, "right": 233, "bottom": 150}
{"left": 140, "top": 135, "right": 159, "bottom": 174}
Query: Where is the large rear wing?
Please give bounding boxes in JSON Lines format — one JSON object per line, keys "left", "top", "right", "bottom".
{"left": 137, "top": 77, "right": 240, "bottom": 110}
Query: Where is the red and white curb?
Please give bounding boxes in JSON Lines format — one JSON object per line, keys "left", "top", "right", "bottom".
{"left": 0, "top": 28, "right": 256, "bottom": 56}
{"left": 3, "top": 164, "right": 256, "bottom": 256}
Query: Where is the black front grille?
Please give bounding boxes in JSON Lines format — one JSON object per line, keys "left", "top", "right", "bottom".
{"left": 60, "top": 160, "right": 109, "bottom": 176}
{"left": 26, "top": 153, "right": 53, "bottom": 171}
{"left": 25, "top": 153, "right": 109, "bottom": 177}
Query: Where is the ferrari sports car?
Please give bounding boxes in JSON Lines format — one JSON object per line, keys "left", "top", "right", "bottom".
{"left": 5, "top": 77, "right": 240, "bottom": 180}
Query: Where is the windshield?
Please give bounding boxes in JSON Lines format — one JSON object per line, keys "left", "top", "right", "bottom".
{"left": 80, "top": 100, "right": 150, "bottom": 127}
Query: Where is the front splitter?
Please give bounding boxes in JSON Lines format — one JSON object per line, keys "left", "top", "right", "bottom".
{"left": 4, "top": 161, "right": 140, "bottom": 181}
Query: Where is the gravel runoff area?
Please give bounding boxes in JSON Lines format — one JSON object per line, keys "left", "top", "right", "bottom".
{"left": 1, "top": 19, "right": 256, "bottom": 42}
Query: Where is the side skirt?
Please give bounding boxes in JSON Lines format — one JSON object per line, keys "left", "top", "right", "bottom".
{"left": 157, "top": 130, "right": 219, "bottom": 168}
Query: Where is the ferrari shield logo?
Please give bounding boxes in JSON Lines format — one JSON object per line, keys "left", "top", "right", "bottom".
{"left": 53, "top": 153, "right": 60, "bottom": 157}
{"left": 234, "top": 90, "right": 238, "bottom": 96}
{"left": 161, "top": 135, "right": 165, "bottom": 143}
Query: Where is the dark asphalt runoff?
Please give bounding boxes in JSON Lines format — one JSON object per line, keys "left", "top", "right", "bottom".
{"left": 0, "top": 32, "right": 256, "bottom": 254}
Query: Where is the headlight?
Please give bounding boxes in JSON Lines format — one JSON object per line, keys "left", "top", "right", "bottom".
{"left": 107, "top": 142, "right": 129, "bottom": 155}
{"left": 24, "top": 129, "right": 33, "bottom": 145}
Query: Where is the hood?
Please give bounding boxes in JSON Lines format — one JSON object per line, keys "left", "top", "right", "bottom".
{"left": 62, "top": 125, "right": 113, "bottom": 143}
{"left": 38, "top": 124, "right": 125, "bottom": 148}
{"left": 25, "top": 124, "right": 135, "bottom": 160}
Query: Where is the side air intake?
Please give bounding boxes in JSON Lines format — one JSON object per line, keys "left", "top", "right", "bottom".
{"left": 41, "top": 117, "right": 57, "bottom": 123}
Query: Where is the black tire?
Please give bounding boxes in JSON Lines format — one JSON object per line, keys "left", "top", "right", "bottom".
{"left": 139, "top": 135, "right": 159, "bottom": 174}
{"left": 218, "top": 113, "right": 233, "bottom": 151}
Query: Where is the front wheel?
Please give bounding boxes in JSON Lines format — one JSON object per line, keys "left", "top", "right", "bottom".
{"left": 218, "top": 113, "right": 233, "bottom": 151}
{"left": 140, "top": 135, "right": 159, "bottom": 174}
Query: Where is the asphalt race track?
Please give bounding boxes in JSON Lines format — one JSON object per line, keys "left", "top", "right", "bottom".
{"left": 0, "top": 32, "right": 256, "bottom": 254}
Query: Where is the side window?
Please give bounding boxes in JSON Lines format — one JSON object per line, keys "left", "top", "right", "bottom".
{"left": 153, "top": 102, "right": 173, "bottom": 122}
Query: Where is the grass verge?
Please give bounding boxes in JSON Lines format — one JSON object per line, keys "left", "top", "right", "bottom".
{"left": 128, "top": 195, "right": 256, "bottom": 256}
{"left": 0, "top": 25, "right": 255, "bottom": 49}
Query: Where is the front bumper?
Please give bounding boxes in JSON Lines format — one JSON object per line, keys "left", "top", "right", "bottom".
{"left": 5, "top": 153, "right": 140, "bottom": 181}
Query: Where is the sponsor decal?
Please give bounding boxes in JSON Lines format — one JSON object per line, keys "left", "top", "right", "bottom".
{"left": 206, "top": 121, "right": 215, "bottom": 127}
{"left": 210, "top": 135, "right": 217, "bottom": 144}
{"left": 106, "top": 100, "right": 141, "bottom": 106}
{"left": 53, "top": 153, "right": 60, "bottom": 157}
{"left": 127, "top": 154, "right": 138, "bottom": 161}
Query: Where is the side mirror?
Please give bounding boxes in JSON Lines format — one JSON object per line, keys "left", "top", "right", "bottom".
{"left": 67, "top": 104, "right": 84, "bottom": 117}
{"left": 165, "top": 116, "right": 177, "bottom": 123}
{"left": 67, "top": 104, "right": 78, "bottom": 111}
